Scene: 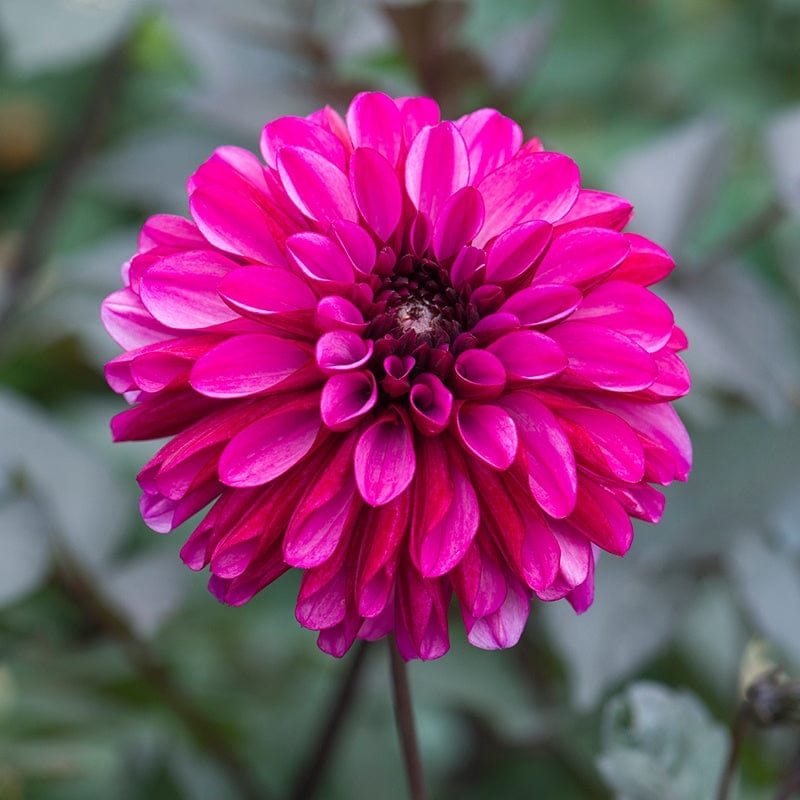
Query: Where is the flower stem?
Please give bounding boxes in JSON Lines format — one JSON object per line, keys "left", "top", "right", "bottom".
{"left": 289, "top": 641, "right": 369, "bottom": 800}
{"left": 388, "top": 637, "right": 428, "bottom": 800}
{"left": 716, "top": 707, "right": 749, "bottom": 800}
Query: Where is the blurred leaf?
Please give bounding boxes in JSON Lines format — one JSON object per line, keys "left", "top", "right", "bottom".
{"left": 102, "top": 548, "right": 189, "bottom": 638}
{"left": 662, "top": 264, "right": 800, "bottom": 420}
{"left": 765, "top": 105, "right": 800, "bottom": 216}
{"left": 544, "top": 558, "right": 690, "bottom": 710}
{"left": 598, "top": 682, "right": 729, "bottom": 800}
{"left": 610, "top": 118, "right": 730, "bottom": 254}
{"left": 0, "top": 0, "right": 141, "bottom": 75}
{"left": 728, "top": 534, "right": 800, "bottom": 667}
{"left": 0, "top": 498, "right": 50, "bottom": 607}
{"left": 0, "top": 390, "right": 129, "bottom": 569}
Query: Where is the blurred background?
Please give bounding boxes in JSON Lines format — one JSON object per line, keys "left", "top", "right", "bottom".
{"left": 1, "top": 0, "right": 799, "bottom": 798}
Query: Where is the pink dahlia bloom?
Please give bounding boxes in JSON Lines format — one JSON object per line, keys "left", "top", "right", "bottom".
{"left": 102, "top": 93, "right": 691, "bottom": 660}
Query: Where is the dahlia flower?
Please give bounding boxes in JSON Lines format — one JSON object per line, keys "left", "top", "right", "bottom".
{"left": 102, "top": 92, "right": 691, "bottom": 660}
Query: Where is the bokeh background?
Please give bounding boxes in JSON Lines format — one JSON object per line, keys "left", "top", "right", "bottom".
{"left": 1, "top": 1, "right": 799, "bottom": 798}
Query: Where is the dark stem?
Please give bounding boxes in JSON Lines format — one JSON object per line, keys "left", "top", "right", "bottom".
{"left": 289, "top": 641, "right": 370, "bottom": 800}
{"left": 388, "top": 638, "right": 428, "bottom": 800}
{"left": 774, "top": 741, "right": 800, "bottom": 800}
{"left": 716, "top": 706, "right": 749, "bottom": 800}
{"left": 0, "top": 25, "right": 133, "bottom": 333}
{"left": 53, "top": 546, "right": 269, "bottom": 800}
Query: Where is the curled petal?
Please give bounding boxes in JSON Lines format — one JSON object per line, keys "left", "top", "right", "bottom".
{"left": 452, "top": 349, "right": 506, "bottom": 400}
{"left": 349, "top": 148, "right": 403, "bottom": 242}
{"left": 316, "top": 296, "right": 366, "bottom": 333}
{"left": 432, "top": 186, "right": 485, "bottom": 261}
{"left": 499, "top": 283, "right": 582, "bottom": 326}
{"left": 465, "top": 575, "right": 530, "bottom": 650}
{"left": 409, "top": 373, "right": 453, "bottom": 435}
{"left": 488, "top": 330, "right": 568, "bottom": 382}
{"left": 355, "top": 410, "right": 416, "bottom": 506}
{"left": 316, "top": 330, "right": 373, "bottom": 373}
{"left": 287, "top": 232, "right": 355, "bottom": 284}
{"left": 485, "top": 220, "right": 552, "bottom": 283}
{"left": 320, "top": 371, "right": 378, "bottom": 431}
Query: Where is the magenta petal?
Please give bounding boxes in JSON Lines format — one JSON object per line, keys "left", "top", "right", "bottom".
{"left": 329, "top": 220, "right": 377, "bottom": 276}
{"left": 548, "top": 321, "right": 657, "bottom": 392}
{"left": 452, "top": 349, "right": 506, "bottom": 400}
{"left": 354, "top": 411, "right": 416, "bottom": 506}
{"left": 346, "top": 91, "right": 403, "bottom": 165}
{"left": 405, "top": 122, "right": 470, "bottom": 222}
{"left": 456, "top": 108, "right": 523, "bottom": 184}
{"left": 316, "top": 296, "right": 366, "bottom": 333}
{"left": 533, "top": 227, "right": 630, "bottom": 288}
{"left": 218, "top": 266, "right": 317, "bottom": 317}
{"left": 572, "top": 481, "right": 633, "bottom": 556}
{"left": 449, "top": 246, "right": 485, "bottom": 290}
{"left": 571, "top": 280, "right": 674, "bottom": 353}
{"left": 287, "top": 232, "right": 355, "bottom": 284}
{"left": 218, "top": 402, "right": 320, "bottom": 487}
{"left": 139, "top": 251, "right": 240, "bottom": 330}
{"left": 320, "top": 371, "right": 378, "bottom": 431}
{"left": 278, "top": 146, "right": 358, "bottom": 224}
{"left": 456, "top": 402, "right": 518, "bottom": 470}
{"left": 316, "top": 330, "right": 373, "bottom": 373}
{"left": 260, "top": 116, "right": 346, "bottom": 170}
{"left": 520, "top": 510, "right": 560, "bottom": 592}
{"left": 485, "top": 220, "right": 552, "bottom": 283}
{"left": 409, "top": 373, "right": 453, "bottom": 435}
{"left": 466, "top": 577, "right": 529, "bottom": 650}
{"left": 416, "top": 466, "right": 479, "bottom": 577}
{"left": 558, "top": 406, "right": 646, "bottom": 483}
{"left": 488, "top": 330, "right": 568, "bottom": 382}
{"left": 396, "top": 96, "right": 441, "bottom": 141}
{"left": 477, "top": 152, "right": 580, "bottom": 245}
{"left": 349, "top": 148, "right": 403, "bottom": 242}
{"left": 613, "top": 233, "right": 675, "bottom": 285}
{"left": 432, "top": 186, "right": 485, "bottom": 261}
{"left": 500, "top": 283, "right": 582, "bottom": 327}
{"left": 555, "top": 189, "right": 633, "bottom": 232}
{"left": 189, "top": 184, "right": 284, "bottom": 265}
{"left": 190, "top": 334, "right": 310, "bottom": 398}
{"left": 102, "top": 288, "right": 175, "bottom": 349}
{"left": 500, "top": 392, "right": 577, "bottom": 518}
{"left": 139, "top": 214, "right": 205, "bottom": 252}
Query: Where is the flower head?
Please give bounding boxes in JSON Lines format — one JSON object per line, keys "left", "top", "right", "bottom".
{"left": 102, "top": 93, "right": 691, "bottom": 660}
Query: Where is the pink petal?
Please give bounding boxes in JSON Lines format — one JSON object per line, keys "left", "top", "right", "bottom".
{"left": 499, "top": 392, "right": 577, "bottom": 519}
{"left": 189, "top": 184, "right": 284, "bottom": 265}
{"left": 452, "top": 541, "right": 507, "bottom": 618}
{"left": 346, "top": 92, "right": 403, "bottom": 165}
{"left": 449, "top": 246, "right": 485, "bottom": 290}
{"left": 432, "top": 186, "right": 485, "bottom": 261}
{"left": 405, "top": 122, "right": 470, "bottom": 222}
{"left": 452, "top": 349, "right": 506, "bottom": 400}
{"left": 328, "top": 220, "right": 377, "bottom": 276}
{"left": 286, "top": 232, "right": 354, "bottom": 284}
{"left": 533, "top": 227, "right": 630, "bottom": 288}
{"left": 556, "top": 406, "right": 646, "bottom": 483}
{"left": 284, "top": 436, "right": 360, "bottom": 568}
{"left": 260, "top": 116, "right": 347, "bottom": 170}
{"left": 612, "top": 233, "right": 675, "bottom": 285}
{"left": 519, "top": 509, "right": 561, "bottom": 592}
{"left": 218, "top": 266, "right": 317, "bottom": 318}
{"left": 470, "top": 312, "right": 521, "bottom": 343}
{"left": 570, "top": 480, "right": 633, "bottom": 556}
{"left": 408, "top": 373, "right": 453, "bottom": 435}
{"left": 642, "top": 349, "right": 691, "bottom": 400}
{"left": 396, "top": 96, "right": 441, "bottom": 141}
{"left": 190, "top": 334, "right": 311, "bottom": 398}
{"left": 349, "top": 147, "right": 403, "bottom": 242}
{"left": 316, "top": 296, "right": 366, "bottom": 333}
{"left": 466, "top": 576, "right": 529, "bottom": 650}
{"left": 538, "top": 520, "right": 592, "bottom": 599}
{"left": 487, "top": 330, "right": 568, "bottom": 382}
{"left": 608, "top": 482, "right": 665, "bottom": 523}
{"left": 413, "top": 460, "right": 479, "bottom": 577}
{"left": 320, "top": 371, "right": 378, "bottom": 431}
{"left": 102, "top": 288, "right": 176, "bottom": 350}
{"left": 499, "top": 283, "right": 582, "bottom": 326}
{"left": 187, "top": 146, "right": 269, "bottom": 195}
{"left": 484, "top": 220, "right": 552, "bottom": 283}
{"left": 477, "top": 152, "right": 580, "bottom": 245}
{"left": 571, "top": 280, "right": 674, "bottom": 352}
{"left": 354, "top": 410, "right": 416, "bottom": 506}
{"left": 138, "top": 214, "right": 205, "bottom": 252}
{"left": 218, "top": 400, "right": 321, "bottom": 487}
{"left": 138, "top": 251, "right": 240, "bottom": 330}
{"left": 555, "top": 189, "right": 633, "bottom": 233}
{"left": 549, "top": 321, "right": 657, "bottom": 392}
{"left": 315, "top": 330, "right": 373, "bottom": 373}
{"left": 455, "top": 402, "right": 518, "bottom": 470}
{"left": 456, "top": 108, "right": 523, "bottom": 184}
{"left": 566, "top": 555, "right": 595, "bottom": 614}
{"left": 278, "top": 146, "right": 358, "bottom": 224}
